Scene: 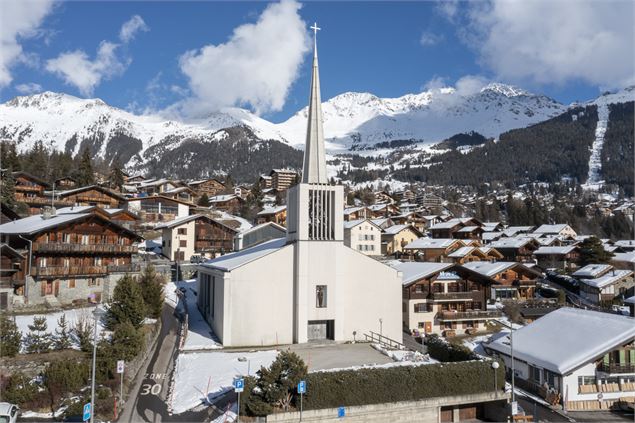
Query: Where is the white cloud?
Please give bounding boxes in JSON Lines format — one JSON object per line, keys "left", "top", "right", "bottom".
{"left": 15, "top": 82, "right": 43, "bottom": 94}
{"left": 119, "top": 15, "right": 149, "bottom": 43}
{"left": 436, "top": 0, "right": 459, "bottom": 22}
{"left": 422, "top": 74, "right": 490, "bottom": 110}
{"left": 46, "top": 41, "right": 127, "bottom": 96}
{"left": 45, "top": 15, "right": 147, "bottom": 96}
{"left": 0, "top": 0, "right": 55, "bottom": 88}
{"left": 463, "top": 0, "right": 635, "bottom": 89}
{"left": 420, "top": 31, "right": 444, "bottom": 47}
{"left": 177, "top": 0, "right": 309, "bottom": 116}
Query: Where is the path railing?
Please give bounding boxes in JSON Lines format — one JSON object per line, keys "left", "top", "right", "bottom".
{"left": 364, "top": 331, "right": 406, "bottom": 350}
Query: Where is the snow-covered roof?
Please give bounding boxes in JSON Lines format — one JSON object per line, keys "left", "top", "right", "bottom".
{"left": 490, "top": 237, "right": 535, "bottom": 249}
{"left": 388, "top": 261, "right": 453, "bottom": 286}
{"left": 457, "top": 226, "right": 480, "bottom": 233}
{"left": 343, "top": 206, "right": 365, "bottom": 215}
{"left": 625, "top": 296, "right": 635, "bottom": 305}
{"left": 461, "top": 261, "right": 518, "bottom": 277}
{"left": 155, "top": 214, "right": 202, "bottom": 230}
{"left": 615, "top": 240, "right": 635, "bottom": 249}
{"left": 533, "top": 224, "right": 571, "bottom": 234}
{"left": 56, "top": 205, "right": 95, "bottom": 214}
{"left": 572, "top": 264, "right": 613, "bottom": 279}
{"left": 487, "top": 308, "right": 635, "bottom": 374}
{"left": 383, "top": 224, "right": 412, "bottom": 235}
{"left": 429, "top": 218, "right": 465, "bottom": 230}
{"left": 343, "top": 219, "right": 381, "bottom": 231}
{"left": 0, "top": 212, "right": 91, "bottom": 235}
{"left": 482, "top": 232, "right": 503, "bottom": 242}
{"left": 209, "top": 194, "right": 239, "bottom": 202}
{"left": 237, "top": 221, "right": 285, "bottom": 236}
{"left": 201, "top": 238, "right": 288, "bottom": 272}
{"left": 613, "top": 252, "right": 635, "bottom": 264}
{"left": 503, "top": 226, "right": 534, "bottom": 237}
{"left": 213, "top": 211, "right": 253, "bottom": 232}
{"left": 404, "top": 238, "right": 460, "bottom": 250}
{"left": 447, "top": 246, "right": 476, "bottom": 258}
{"left": 257, "top": 205, "right": 286, "bottom": 215}
{"left": 578, "top": 270, "right": 633, "bottom": 289}
{"left": 534, "top": 246, "right": 577, "bottom": 255}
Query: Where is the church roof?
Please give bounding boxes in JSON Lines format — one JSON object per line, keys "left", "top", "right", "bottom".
{"left": 201, "top": 238, "right": 288, "bottom": 272}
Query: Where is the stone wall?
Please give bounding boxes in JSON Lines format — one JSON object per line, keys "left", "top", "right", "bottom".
{"left": 266, "top": 392, "right": 510, "bottom": 423}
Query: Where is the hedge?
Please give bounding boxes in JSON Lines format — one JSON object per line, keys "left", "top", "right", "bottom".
{"left": 302, "top": 360, "right": 504, "bottom": 411}
{"left": 426, "top": 334, "right": 478, "bottom": 362}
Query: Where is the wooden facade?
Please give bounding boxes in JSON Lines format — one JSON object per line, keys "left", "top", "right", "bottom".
{"left": 256, "top": 207, "right": 287, "bottom": 227}
{"left": 210, "top": 195, "right": 244, "bottom": 214}
{"left": 58, "top": 185, "right": 125, "bottom": 209}
{"left": 12, "top": 171, "right": 73, "bottom": 215}
{"left": 195, "top": 218, "right": 238, "bottom": 255}
{"left": 0, "top": 245, "right": 25, "bottom": 308}
{"left": 270, "top": 169, "right": 298, "bottom": 191}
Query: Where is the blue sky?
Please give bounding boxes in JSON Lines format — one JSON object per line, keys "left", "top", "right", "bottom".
{"left": 1, "top": 1, "right": 633, "bottom": 122}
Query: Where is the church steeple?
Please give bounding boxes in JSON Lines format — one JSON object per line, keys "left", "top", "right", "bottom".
{"left": 302, "top": 23, "right": 328, "bottom": 184}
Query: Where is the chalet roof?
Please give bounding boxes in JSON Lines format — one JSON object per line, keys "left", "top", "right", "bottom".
{"left": 383, "top": 224, "right": 421, "bottom": 236}
{"left": 578, "top": 270, "right": 633, "bottom": 289}
{"left": 343, "top": 219, "right": 382, "bottom": 231}
{"left": 257, "top": 205, "right": 287, "bottom": 216}
{"left": 462, "top": 261, "right": 517, "bottom": 276}
{"left": 404, "top": 238, "right": 460, "bottom": 250}
{"left": 163, "top": 186, "right": 195, "bottom": 195}
{"left": 126, "top": 195, "right": 196, "bottom": 207}
{"left": 503, "top": 226, "right": 535, "bottom": 237}
{"left": 482, "top": 232, "right": 503, "bottom": 242}
{"left": 138, "top": 178, "right": 172, "bottom": 188}
{"left": 1, "top": 203, "right": 20, "bottom": 221}
{"left": 188, "top": 178, "right": 224, "bottom": 186}
{"left": 209, "top": 194, "right": 240, "bottom": 203}
{"left": 533, "top": 224, "right": 572, "bottom": 234}
{"left": 201, "top": 237, "right": 289, "bottom": 272}
{"left": 534, "top": 246, "right": 577, "bottom": 255}
{"left": 370, "top": 218, "right": 392, "bottom": 228}
{"left": 447, "top": 246, "right": 478, "bottom": 258}
{"left": 270, "top": 168, "right": 298, "bottom": 175}
{"left": 56, "top": 184, "right": 126, "bottom": 201}
{"left": 155, "top": 214, "right": 203, "bottom": 229}
{"left": 1, "top": 243, "right": 24, "bottom": 259}
{"left": 12, "top": 171, "right": 50, "bottom": 187}
{"left": 237, "top": 221, "right": 286, "bottom": 236}
{"left": 457, "top": 226, "right": 481, "bottom": 233}
{"left": 429, "top": 218, "right": 465, "bottom": 230}
{"left": 344, "top": 206, "right": 366, "bottom": 216}
{"left": 613, "top": 252, "right": 635, "bottom": 264}
{"left": 487, "top": 308, "right": 635, "bottom": 375}
{"left": 572, "top": 264, "right": 613, "bottom": 279}
{"left": 615, "top": 240, "right": 635, "bottom": 249}
{"left": 490, "top": 237, "right": 536, "bottom": 249}
{"left": 388, "top": 261, "right": 453, "bottom": 286}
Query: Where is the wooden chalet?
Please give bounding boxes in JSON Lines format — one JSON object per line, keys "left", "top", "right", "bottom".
{"left": 343, "top": 206, "right": 370, "bottom": 221}
{"left": 0, "top": 244, "right": 25, "bottom": 310}
{"left": 54, "top": 176, "right": 77, "bottom": 190}
{"left": 368, "top": 203, "right": 400, "bottom": 218}
{"left": 534, "top": 246, "right": 580, "bottom": 271}
{"left": 188, "top": 178, "right": 226, "bottom": 198}
{"left": 56, "top": 185, "right": 126, "bottom": 209}
{"left": 428, "top": 217, "right": 484, "bottom": 239}
{"left": 12, "top": 171, "right": 72, "bottom": 214}
{"left": 0, "top": 208, "right": 142, "bottom": 306}
{"left": 403, "top": 238, "right": 479, "bottom": 262}
{"left": 462, "top": 261, "right": 542, "bottom": 301}
{"left": 256, "top": 206, "right": 287, "bottom": 227}
{"left": 447, "top": 246, "right": 504, "bottom": 264}
{"left": 489, "top": 237, "right": 540, "bottom": 263}
{"left": 259, "top": 175, "right": 273, "bottom": 189}
{"left": 209, "top": 194, "right": 244, "bottom": 214}
{"left": 125, "top": 195, "right": 194, "bottom": 224}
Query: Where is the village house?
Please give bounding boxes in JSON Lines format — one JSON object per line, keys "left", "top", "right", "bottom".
{"left": 428, "top": 218, "right": 483, "bottom": 239}
{"left": 343, "top": 219, "right": 382, "bottom": 255}
{"left": 614, "top": 240, "right": 635, "bottom": 251}
{"left": 421, "top": 215, "right": 443, "bottom": 229}
{"left": 533, "top": 223, "right": 577, "bottom": 238}
{"left": 572, "top": 264, "right": 635, "bottom": 305}
{"left": 157, "top": 214, "right": 238, "bottom": 261}
{"left": 381, "top": 224, "right": 424, "bottom": 256}
{"left": 370, "top": 217, "right": 394, "bottom": 230}
{"left": 447, "top": 246, "right": 504, "bottom": 265}
{"left": 208, "top": 194, "right": 244, "bottom": 214}
{"left": 402, "top": 238, "right": 469, "bottom": 262}
{"left": 486, "top": 308, "right": 635, "bottom": 411}
{"left": 188, "top": 178, "right": 226, "bottom": 198}
{"left": 0, "top": 244, "right": 25, "bottom": 311}
{"left": 12, "top": 171, "right": 72, "bottom": 214}
{"left": 343, "top": 206, "right": 370, "bottom": 221}
{"left": 462, "top": 261, "right": 541, "bottom": 301}
{"left": 0, "top": 208, "right": 141, "bottom": 307}
{"left": 256, "top": 205, "right": 287, "bottom": 227}
{"left": 489, "top": 237, "right": 540, "bottom": 263}
{"left": 612, "top": 252, "right": 635, "bottom": 270}
{"left": 534, "top": 245, "right": 580, "bottom": 271}
{"left": 393, "top": 262, "right": 501, "bottom": 337}
{"left": 259, "top": 175, "right": 272, "bottom": 189}
{"left": 125, "top": 195, "right": 193, "bottom": 224}
{"left": 503, "top": 226, "right": 536, "bottom": 237}
{"left": 161, "top": 186, "right": 198, "bottom": 203}
{"left": 135, "top": 178, "right": 181, "bottom": 196}
{"left": 233, "top": 222, "right": 286, "bottom": 251}
{"left": 368, "top": 203, "right": 400, "bottom": 218}
{"left": 54, "top": 176, "right": 77, "bottom": 190}
{"left": 54, "top": 185, "right": 126, "bottom": 209}
{"left": 270, "top": 169, "right": 298, "bottom": 192}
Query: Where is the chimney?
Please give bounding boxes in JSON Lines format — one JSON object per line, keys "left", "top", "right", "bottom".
{"left": 42, "top": 208, "right": 51, "bottom": 220}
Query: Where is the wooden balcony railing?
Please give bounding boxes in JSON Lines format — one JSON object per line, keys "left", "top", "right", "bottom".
{"left": 107, "top": 263, "right": 141, "bottom": 273}
{"left": 597, "top": 363, "right": 635, "bottom": 374}
{"left": 15, "top": 185, "right": 44, "bottom": 192}
{"left": 433, "top": 291, "right": 482, "bottom": 301}
{"left": 33, "top": 242, "right": 137, "bottom": 254}
{"left": 33, "top": 265, "right": 108, "bottom": 277}
{"left": 437, "top": 310, "right": 502, "bottom": 321}
{"left": 16, "top": 196, "right": 74, "bottom": 206}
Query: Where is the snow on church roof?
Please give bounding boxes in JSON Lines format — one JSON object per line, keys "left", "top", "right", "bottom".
{"left": 487, "top": 308, "right": 635, "bottom": 375}
{"left": 200, "top": 238, "right": 288, "bottom": 272}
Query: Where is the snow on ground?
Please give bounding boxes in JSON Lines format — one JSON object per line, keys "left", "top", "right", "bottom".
{"left": 370, "top": 343, "right": 437, "bottom": 364}
{"left": 14, "top": 306, "right": 107, "bottom": 351}
{"left": 462, "top": 334, "right": 493, "bottom": 357}
{"left": 210, "top": 402, "right": 237, "bottom": 423}
{"left": 582, "top": 103, "right": 609, "bottom": 190}
{"left": 169, "top": 279, "right": 223, "bottom": 351}
{"left": 21, "top": 406, "right": 67, "bottom": 419}
{"left": 171, "top": 350, "right": 278, "bottom": 414}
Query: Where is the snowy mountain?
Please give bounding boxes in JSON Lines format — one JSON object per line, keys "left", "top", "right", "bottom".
{"left": 277, "top": 83, "right": 567, "bottom": 151}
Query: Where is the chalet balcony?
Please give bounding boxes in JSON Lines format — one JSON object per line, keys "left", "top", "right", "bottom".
{"left": 33, "top": 265, "right": 108, "bottom": 277}
{"left": 15, "top": 185, "right": 44, "bottom": 192}
{"left": 107, "top": 263, "right": 141, "bottom": 273}
{"left": 33, "top": 242, "right": 137, "bottom": 254}
{"left": 437, "top": 310, "right": 502, "bottom": 321}
{"left": 433, "top": 291, "right": 482, "bottom": 302}
{"left": 404, "top": 291, "right": 428, "bottom": 300}
{"left": 16, "top": 196, "right": 74, "bottom": 206}
{"left": 597, "top": 362, "right": 635, "bottom": 374}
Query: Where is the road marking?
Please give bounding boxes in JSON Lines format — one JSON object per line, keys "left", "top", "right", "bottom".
{"left": 141, "top": 383, "right": 162, "bottom": 396}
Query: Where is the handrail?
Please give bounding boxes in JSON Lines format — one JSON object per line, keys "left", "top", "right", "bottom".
{"left": 364, "top": 331, "right": 406, "bottom": 350}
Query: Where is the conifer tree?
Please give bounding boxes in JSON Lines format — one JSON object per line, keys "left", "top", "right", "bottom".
{"left": 0, "top": 169, "right": 17, "bottom": 209}
{"left": 0, "top": 314, "right": 22, "bottom": 357}
{"left": 139, "top": 265, "right": 164, "bottom": 319}
{"left": 578, "top": 236, "right": 614, "bottom": 266}
{"left": 197, "top": 193, "right": 210, "bottom": 207}
{"left": 108, "top": 162, "right": 125, "bottom": 191}
{"left": 106, "top": 274, "right": 146, "bottom": 330}
{"left": 111, "top": 321, "right": 144, "bottom": 361}
{"left": 75, "top": 148, "right": 95, "bottom": 186}
{"left": 73, "top": 315, "right": 94, "bottom": 353}
{"left": 53, "top": 314, "right": 72, "bottom": 350}
{"left": 24, "top": 316, "right": 51, "bottom": 353}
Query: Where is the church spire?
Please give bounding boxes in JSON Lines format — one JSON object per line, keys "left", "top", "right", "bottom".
{"left": 302, "top": 22, "right": 328, "bottom": 184}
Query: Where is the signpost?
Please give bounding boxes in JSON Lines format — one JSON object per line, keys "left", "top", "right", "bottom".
{"left": 297, "top": 380, "right": 306, "bottom": 421}
{"left": 338, "top": 407, "right": 345, "bottom": 418}
{"left": 82, "top": 403, "right": 91, "bottom": 422}
{"left": 117, "top": 360, "right": 125, "bottom": 409}
{"left": 234, "top": 378, "right": 244, "bottom": 423}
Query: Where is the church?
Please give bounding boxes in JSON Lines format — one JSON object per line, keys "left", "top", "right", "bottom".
{"left": 196, "top": 25, "right": 403, "bottom": 347}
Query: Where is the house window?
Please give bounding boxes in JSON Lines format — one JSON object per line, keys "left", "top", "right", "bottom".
{"left": 82, "top": 235, "right": 89, "bottom": 245}
{"left": 529, "top": 365, "right": 541, "bottom": 383}
{"left": 68, "top": 279, "right": 76, "bottom": 289}
{"left": 178, "top": 228, "right": 187, "bottom": 235}
{"left": 88, "top": 278, "right": 96, "bottom": 286}
{"left": 443, "top": 322, "right": 453, "bottom": 329}
{"left": 316, "top": 285, "right": 327, "bottom": 308}
{"left": 63, "top": 233, "right": 70, "bottom": 243}
{"left": 578, "top": 376, "right": 596, "bottom": 386}
{"left": 179, "top": 240, "right": 187, "bottom": 248}
{"left": 414, "top": 303, "right": 427, "bottom": 313}
{"left": 544, "top": 369, "right": 557, "bottom": 387}
{"left": 417, "top": 322, "right": 425, "bottom": 328}
{"left": 415, "top": 284, "right": 424, "bottom": 293}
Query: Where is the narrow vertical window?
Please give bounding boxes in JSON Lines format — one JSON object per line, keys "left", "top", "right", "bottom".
{"left": 316, "top": 285, "right": 327, "bottom": 308}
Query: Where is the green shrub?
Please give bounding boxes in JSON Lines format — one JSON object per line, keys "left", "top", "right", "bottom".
{"left": 0, "top": 372, "right": 39, "bottom": 405}
{"left": 0, "top": 314, "right": 22, "bottom": 357}
{"left": 302, "top": 360, "right": 505, "bottom": 411}
{"left": 426, "top": 334, "right": 477, "bottom": 362}
{"left": 139, "top": 265, "right": 165, "bottom": 319}
{"left": 44, "top": 358, "right": 90, "bottom": 404}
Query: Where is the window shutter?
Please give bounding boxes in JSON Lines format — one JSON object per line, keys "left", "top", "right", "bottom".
{"left": 619, "top": 350, "right": 626, "bottom": 364}
{"left": 629, "top": 350, "right": 635, "bottom": 364}
{"left": 41, "top": 282, "right": 46, "bottom": 296}
{"left": 603, "top": 354, "right": 610, "bottom": 366}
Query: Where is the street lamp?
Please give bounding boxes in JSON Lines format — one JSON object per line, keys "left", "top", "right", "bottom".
{"left": 90, "top": 305, "right": 106, "bottom": 423}
{"left": 491, "top": 361, "right": 500, "bottom": 398}
{"left": 379, "top": 318, "right": 383, "bottom": 338}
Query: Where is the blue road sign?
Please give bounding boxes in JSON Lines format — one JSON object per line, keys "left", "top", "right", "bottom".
{"left": 297, "top": 380, "right": 306, "bottom": 394}
{"left": 338, "top": 407, "right": 345, "bottom": 418}
{"left": 82, "top": 403, "right": 91, "bottom": 421}
{"left": 234, "top": 378, "right": 244, "bottom": 393}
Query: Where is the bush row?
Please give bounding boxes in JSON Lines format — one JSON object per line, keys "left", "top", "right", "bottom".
{"left": 425, "top": 334, "right": 478, "bottom": 362}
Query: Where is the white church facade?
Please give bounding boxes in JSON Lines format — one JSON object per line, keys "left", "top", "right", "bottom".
{"left": 196, "top": 25, "right": 403, "bottom": 347}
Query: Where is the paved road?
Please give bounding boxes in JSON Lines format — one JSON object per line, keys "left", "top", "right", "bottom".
{"left": 517, "top": 396, "right": 571, "bottom": 422}
{"left": 119, "top": 299, "right": 221, "bottom": 422}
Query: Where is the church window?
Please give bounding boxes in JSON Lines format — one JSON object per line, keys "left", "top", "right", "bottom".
{"left": 316, "top": 285, "right": 327, "bottom": 308}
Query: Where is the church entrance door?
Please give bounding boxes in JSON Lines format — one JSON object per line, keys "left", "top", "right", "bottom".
{"left": 307, "top": 320, "right": 334, "bottom": 341}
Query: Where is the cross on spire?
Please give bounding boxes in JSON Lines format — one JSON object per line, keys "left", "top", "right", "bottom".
{"left": 310, "top": 22, "right": 321, "bottom": 38}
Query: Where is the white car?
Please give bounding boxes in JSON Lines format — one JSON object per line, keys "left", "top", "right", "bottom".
{"left": 0, "top": 403, "right": 19, "bottom": 423}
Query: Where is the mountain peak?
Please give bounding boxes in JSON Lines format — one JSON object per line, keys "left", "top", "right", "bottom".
{"left": 480, "top": 83, "right": 530, "bottom": 97}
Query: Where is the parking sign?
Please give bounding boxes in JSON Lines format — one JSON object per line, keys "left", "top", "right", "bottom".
{"left": 117, "top": 360, "right": 125, "bottom": 374}
{"left": 82, "top": 403, "right": 91, "bottom": 421}
{"left": 234, "top": 378, "right": 244, "bottom": 393}
{"left": 338, "top": 407, "right": 345, "bottom": 418}
{"left": 297, "top": 380, "right": 306, "bottom": 394}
